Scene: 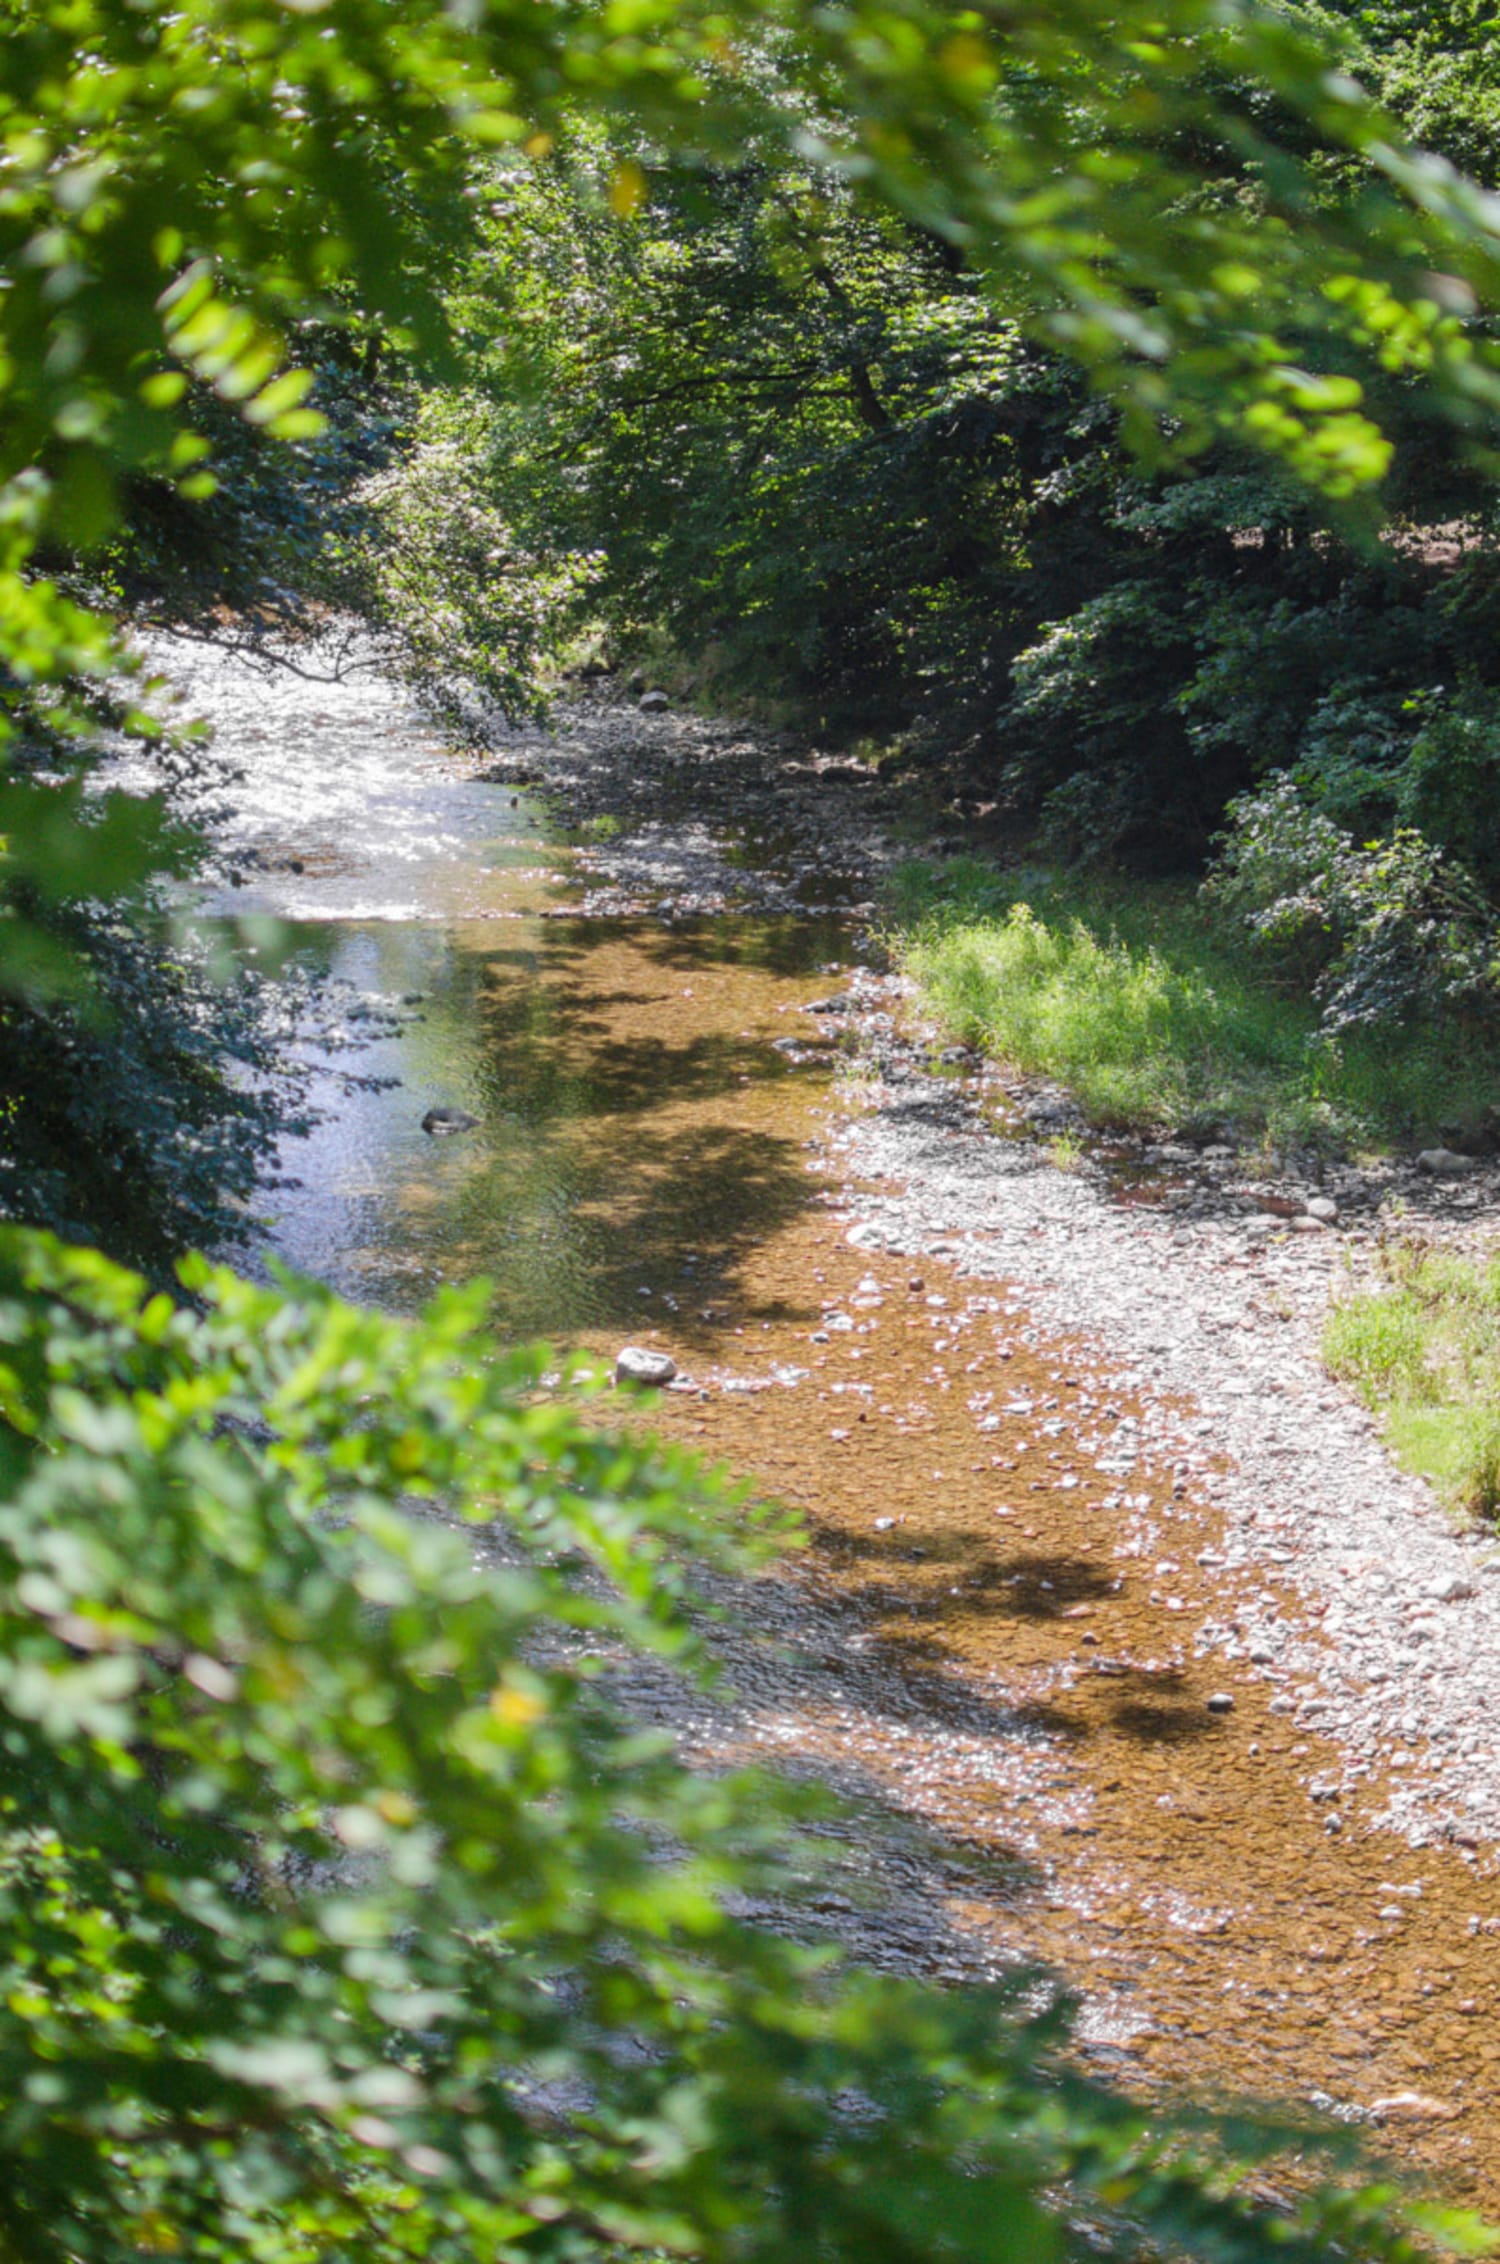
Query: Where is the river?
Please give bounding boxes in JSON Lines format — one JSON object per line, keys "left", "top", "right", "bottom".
{"left": 159, "top": 629, "right": 1500, "bottom": 2213}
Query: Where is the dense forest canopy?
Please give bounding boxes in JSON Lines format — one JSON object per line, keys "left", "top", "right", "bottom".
{"left": 9, "top": 0, "right": 1500, "bottom": 1075}
{"left": 5, "top": 3, "right": 1500, "bottom": 2259}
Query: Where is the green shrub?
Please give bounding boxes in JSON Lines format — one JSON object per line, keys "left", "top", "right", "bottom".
{"left": 900, "top": 896, "right": 1276, "bottom": 1126}
{"left": 1207, "top": 780, "right": 1500, "bottom": 1037}
{"left": 1322, "top": 1291, "right": 1432, "bottom": 1401}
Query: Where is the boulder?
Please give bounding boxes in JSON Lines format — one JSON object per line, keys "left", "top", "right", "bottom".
{"left": 1416, "top": 1147, "right": 1475, "bottom": 1177}
{"left": 638, "top": 689, "right": 670, "bottom": 713}
{"left": 614, "top": 1345, "right": 678, "bottom": 1387}
{"left": 421, "top": 1106, "right": 479, "bottom": 1136}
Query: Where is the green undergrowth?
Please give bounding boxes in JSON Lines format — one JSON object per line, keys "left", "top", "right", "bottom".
{"left": 1325, "top": 1245, "right": 1500, "bottom": 1517}
{"left": 886, "top": 859, "right": 1500, "bottom": 1155}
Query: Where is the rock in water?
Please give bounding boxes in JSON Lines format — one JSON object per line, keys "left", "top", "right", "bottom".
{"left": 421, "top": 1106, "right": 479, "bottom": 1136}
{"left": 615, "top": 1345, "right": 677, "bottom": 1387}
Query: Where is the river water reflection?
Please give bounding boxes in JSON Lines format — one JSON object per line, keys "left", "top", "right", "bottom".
{"left": 151, "top": 633, "right": 853, "bottom": 1326}
{"left": 256, "top": 908, "right": 850, "bottom": 1330}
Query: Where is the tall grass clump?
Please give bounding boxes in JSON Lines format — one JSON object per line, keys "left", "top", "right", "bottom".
{"left": 886, "top": 859, "right": 1500, "bottom": 1152}
{"left": 1325, "top": 1243, "right": 1500, "bottom": 1517}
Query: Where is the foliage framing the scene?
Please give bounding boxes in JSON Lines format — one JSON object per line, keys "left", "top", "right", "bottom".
{"left": 5, "top": 1, "right": 1500, "bottom": 2257}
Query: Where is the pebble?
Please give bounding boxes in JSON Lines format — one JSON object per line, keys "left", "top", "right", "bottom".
{"left": 1370, "top": 2092, "right": 1458, "bottom": 2123}
{"left": 1205, "top": 1692, "right": 1235, "bottom": 1714}
{"left": 420, "top": 1105, "right": 479, "bottom": 1135}
{"left": 614, "top": 1346, "right": 678, "bottom": 1387}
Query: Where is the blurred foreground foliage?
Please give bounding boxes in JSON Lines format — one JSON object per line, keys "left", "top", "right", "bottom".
{"left": 0, "top": 1224, "right": 1482, "bottom": 2264}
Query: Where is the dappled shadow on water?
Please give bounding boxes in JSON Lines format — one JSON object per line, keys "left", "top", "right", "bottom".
{"left": 811, "top": 1532, "right": 1117, "bottom": 1622}
{"left": 1106, "top": 1700, "right": 1218, "bottom": 1747}
{"left": 291, "top": 910, "right": 849, "bottom": 1339}
{"left": 617, "top": 911, "right": 856, "bottom": 981}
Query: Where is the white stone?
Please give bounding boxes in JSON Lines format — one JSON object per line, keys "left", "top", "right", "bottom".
{"left": 614, "top": 1346, "right": 677, "bottom": 1387}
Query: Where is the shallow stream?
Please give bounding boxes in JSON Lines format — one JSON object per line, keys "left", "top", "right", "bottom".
{"left": 163, "top": 634, "right": 1500, "bottom": 2212}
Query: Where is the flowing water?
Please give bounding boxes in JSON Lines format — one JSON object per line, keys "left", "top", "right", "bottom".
{"left": 163, "top": 634, "right": 1500, "bottom": 2212}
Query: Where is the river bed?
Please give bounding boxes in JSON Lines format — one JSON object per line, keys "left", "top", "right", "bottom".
{"left": 158, "top": 631, "right": 1500, "bottom": 2213}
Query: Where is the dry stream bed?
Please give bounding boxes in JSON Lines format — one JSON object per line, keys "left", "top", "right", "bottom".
{"left": 160, "top": 636, "right": 1500, "bottom": 2212}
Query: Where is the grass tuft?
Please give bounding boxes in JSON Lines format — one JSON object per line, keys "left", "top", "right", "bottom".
{"left": 1325, "top": 1243, "right": 1500, "bottom": 1518}
{"left": 1045, "top": 1128, "right": 1085, "bottom": 1173}
{"left": 885, "top": 858, "right": 1500, "bottom": 1154}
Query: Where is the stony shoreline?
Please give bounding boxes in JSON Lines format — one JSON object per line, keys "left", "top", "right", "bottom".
{"left": 483, "top": 679, "right": 1500, "bottom": 1861}
{"left": 830, "top": 992, "right": 1500, "bottom": 1856}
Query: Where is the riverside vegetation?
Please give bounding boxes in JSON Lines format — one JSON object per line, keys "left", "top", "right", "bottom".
{"left": 885, "top": 856, "right": 1500, "bottom": 1158}
{"left": 14, "top": 0, "right": 1500, "bottom": 2256}
{"left": 1326, "top": 1245, "right": 1500, "bottom": 1518}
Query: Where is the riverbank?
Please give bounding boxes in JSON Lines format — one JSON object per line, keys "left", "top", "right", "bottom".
{"left": 457, "top": 676, "right": 1500, "bottom": 2197}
